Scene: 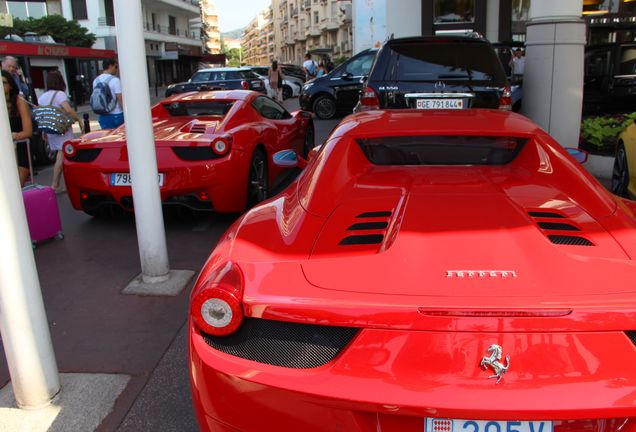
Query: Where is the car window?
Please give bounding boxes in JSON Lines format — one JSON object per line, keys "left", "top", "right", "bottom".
{"left": 252, "top": 96, "right": 291, "bottom": 120}
{"left": 619, "top": 48, "right": 636, "bottom": 75}
{"left": 390, "top": 42, "right": 507, "bottom": 84}
{"left": 586, "top": 50, "right": 611, "bottom": 78}
{"left": 191, "top": 72, "right": 212, "bottom": 82}
{"left": 357, "top": 136, "right": 527, "bottom": 165}
{"left": 238, "top": 70, "right": 260, "bottom": 79}
{"left": 343, "top": 53, "right": 375, "bottom": 77}
{"left": 210, "top": 71, "right": 226, "bottom": 80}
{"left": 164, "top": 101, "right": 234, "bottom": 117}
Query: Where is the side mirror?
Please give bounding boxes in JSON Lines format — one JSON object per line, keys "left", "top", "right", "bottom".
{"left": 292, "top": 110, "right": 313, "bottom": 119}
{"left": 566, "top": 147, "right": 588, "bottom": 164}
{"left": 273, "top": 149, "right": 308, "bottom": 169}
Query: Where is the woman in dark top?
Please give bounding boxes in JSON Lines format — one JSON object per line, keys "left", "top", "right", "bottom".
{"left": 3, "top": 69, "right": 32, "bottom": 186}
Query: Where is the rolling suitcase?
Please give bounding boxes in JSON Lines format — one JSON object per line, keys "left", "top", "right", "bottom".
{"left": 18, "top": 139, "right": 64, "bottom": 245}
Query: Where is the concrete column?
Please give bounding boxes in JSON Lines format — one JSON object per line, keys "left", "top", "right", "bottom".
{"left": 521, "top": 0, "right": 585, "bottom": 147}
{"left": 113, "top": 0, "right": 170, "bottom": 282}
{"left": 485, "top": 0, "right": 499, "bottom": 43}
{"left": 0, "top": 95, "right": 59, "bottom": 408}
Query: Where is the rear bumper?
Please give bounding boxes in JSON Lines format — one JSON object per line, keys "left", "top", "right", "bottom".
{"left": 189, "top": 321, "right": 636, "bottom": 431}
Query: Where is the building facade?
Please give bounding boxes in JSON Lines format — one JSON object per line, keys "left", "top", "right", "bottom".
{"left": 200, "top": 0, "right": 221, "bottom": 54}
{"left": 242, "top": 7, "right": 273, "bottom": 66}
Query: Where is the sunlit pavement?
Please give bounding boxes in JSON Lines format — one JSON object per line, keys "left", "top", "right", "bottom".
{"left": 0, "top": 96, "right": 339, "bottom": 432}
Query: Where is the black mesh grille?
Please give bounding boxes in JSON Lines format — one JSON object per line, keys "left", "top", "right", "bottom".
{"left": 172, "top": 147, "right": 223, "bottom": 161}
{"left": 626, "top": 331, "right": 636, "bottom": 346}
{"left": 528, "top": 211, "right": 564, "bottom": 219}
{"left": 347, "top": 222, "right": 388, "bottom": 231}
{"left": 339, "top": 234, "right": 384, "bottom": 245}
{"left": 548, "top": 235, "right": 594, "bottom": 246}
{"left": 357, "top": 211, "right": 392, "bottom": 218}
{"left": 538, "top": 222, "right": 580, "bottom": 231}
{"left": 201, "top": 318, "right": 358, "bottom": 368}
{"left": 67, "top": 149, "right": 102, "bottom": 162}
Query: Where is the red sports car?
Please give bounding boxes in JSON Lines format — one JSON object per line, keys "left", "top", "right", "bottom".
{"left": 63, "top": 90, "right": 314, "bottom": 216}
{"left": 188, "top": 109, "right": 636, "bottom": 432}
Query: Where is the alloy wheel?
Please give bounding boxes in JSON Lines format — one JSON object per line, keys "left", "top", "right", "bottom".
{"left": 246, "top": 150, "right": 268, "bottom": 208}
{"left": 611, "top": 144, "right": 630, "bottom": 197}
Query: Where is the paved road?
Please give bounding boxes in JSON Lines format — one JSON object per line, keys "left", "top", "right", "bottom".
{"left": 0, "top": 96, "right": 340, "bottom": 432}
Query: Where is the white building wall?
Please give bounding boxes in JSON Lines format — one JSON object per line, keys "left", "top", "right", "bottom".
{"left": 352, "top": 0, "right": 419, "bottom": 54}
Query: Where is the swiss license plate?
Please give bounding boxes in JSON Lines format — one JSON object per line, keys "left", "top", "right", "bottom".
{"left": 416, "top": 98, "right": 464, "bottom": 109}
{"left": 425, "top": 418, "right": 553, "bottom": 432}
{"left": 110, "top": 173, "right": 165, "bottom": 187}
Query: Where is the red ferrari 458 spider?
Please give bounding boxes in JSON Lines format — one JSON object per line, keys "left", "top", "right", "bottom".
{"left": 189, "top": 109, "right": 636, "bottom": 432}
{"left": 63, "top": 90, "right": 314, "bottom": 216}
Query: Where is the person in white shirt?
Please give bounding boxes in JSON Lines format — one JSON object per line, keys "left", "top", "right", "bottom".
{"left": 38, "top": 70, "right": 83, "bottom": 193}
{"left": 509, "top": 49, "right": 525, "bottom": 84}
{"left": 302, "top": 53, "right": 318, "bottom": 81}
{"left": 92, "top": 58, "right": 124, "bottom": 129}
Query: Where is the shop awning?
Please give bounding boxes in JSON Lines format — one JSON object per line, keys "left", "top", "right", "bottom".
{"left": 0, "top": 40, "right": 115, "bottom": 59}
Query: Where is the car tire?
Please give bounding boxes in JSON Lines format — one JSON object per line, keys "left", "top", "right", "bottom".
{"left": 312, "top": 95, "right": 337, "bottom": 120}
{"left": 246, "top": 148, "right": 268, "bottom": 209}
{"left": 612, "top": 142, "right": 630, "bottom": 197}
{"left": 283, "top": 85, "right": 293, "bottom": 100}
{"left": 303, "top": 121, "right": 315, "bottom": 158}
{"left": 32, "top": 133, "right": 56, "bottom": 165}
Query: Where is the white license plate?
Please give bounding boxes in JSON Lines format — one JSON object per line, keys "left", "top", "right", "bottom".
{"left": 110, "top": 173, "right": 165, "bottom": 187}
{"left": 416, "top": 98, "right": 464, "bottom": 109}
{"left": 425, "top": 418, "right": 553, "bottom": 432}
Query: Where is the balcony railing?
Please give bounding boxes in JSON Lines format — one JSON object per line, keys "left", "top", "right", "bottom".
{"left": 143, "top": 22, "right": 198, "bottom": 39}
{"left": 98, "top": 16, "right": 116, "bottom": 26}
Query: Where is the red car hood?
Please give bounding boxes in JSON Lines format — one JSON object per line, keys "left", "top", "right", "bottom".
{"left": 302, "top": 169, "right": 634, "bottom": 299}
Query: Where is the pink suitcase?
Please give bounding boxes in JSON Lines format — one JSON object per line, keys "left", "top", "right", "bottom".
{"left": 18, "top": 139, "right": 64, "bottom": 245}
{"left": 22, "top": 184, "right": 63, "bottom": 244}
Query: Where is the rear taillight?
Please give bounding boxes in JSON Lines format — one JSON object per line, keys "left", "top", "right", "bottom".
{"left": 241, "top": 80, "right": 249, "bottom": 90}
{"left": 63, "top": 141, "right": 77, "bottom": 158}
{"left": 498, "top": 86, "right": 512, "bottom": 111}
{"left": 358, "top": 86, "right": 380, "bottom": 111}
{"left": 211, "top": 134, "right": 232, "bottom": 155}
{"left": 191, "top": 262, "right": 244, "bottom": 337}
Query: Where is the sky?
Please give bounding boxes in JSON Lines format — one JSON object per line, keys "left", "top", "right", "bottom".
{"left": 216, "top": 0, "right": 272, "bottom": 33}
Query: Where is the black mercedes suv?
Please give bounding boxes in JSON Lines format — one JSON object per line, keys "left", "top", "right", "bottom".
{"left": 165, "top": 67, "right": 266, "bottom": 97}
{"left": 355, "top": 36, "right": 511, "bottom": 113}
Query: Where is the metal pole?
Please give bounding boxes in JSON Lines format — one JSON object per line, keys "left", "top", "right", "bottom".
{"left": 114, "top": 0, "right": 170, "bottom": 281}
{"left": 0, "top": 92, "right": 60, "bottom": 408}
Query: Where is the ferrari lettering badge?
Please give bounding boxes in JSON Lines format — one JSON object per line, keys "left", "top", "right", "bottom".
{"left": 446, "top": 270, "right": 517, "bottom": 278}
{"left": 480, "top": 344, "right": 510, "bottom": 384}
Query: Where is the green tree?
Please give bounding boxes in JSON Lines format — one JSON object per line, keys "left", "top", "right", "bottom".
{"left": 0, "top": 15, "right": 96, "bottom": 48}
{"left": 226, "top": 48, "right": 242, "bottom": 67}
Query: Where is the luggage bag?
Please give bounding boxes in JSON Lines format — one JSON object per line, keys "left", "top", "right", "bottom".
{"left": 17, "top": 139, "right": 64, "bottom": 245}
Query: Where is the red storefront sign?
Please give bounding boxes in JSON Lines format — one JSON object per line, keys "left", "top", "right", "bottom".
{"left": 0, "top": 40, "right": 115, "bottom": 59}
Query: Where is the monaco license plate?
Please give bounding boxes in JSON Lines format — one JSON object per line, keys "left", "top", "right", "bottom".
{"left": 416, "top": 98, "right": 463, "bottom": 109}
{"left": 425, "top": 418, "right": 553, "bottom": 432}
{"left": 110, "top": 173, "right": 165, "bottom": 187}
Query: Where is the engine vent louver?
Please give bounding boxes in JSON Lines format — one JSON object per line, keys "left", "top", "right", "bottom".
{"left": 189, "top": 123, "right": 208, "bottom": 134}
{"left": 340, "top": 210, "right": 392, "bottom": 247}
{"left": 626, "top": 331, "right": 636, "bottom": 346}
{"left": 547, "top": 235, "right": 594, "bottom": 246}
{"left": 528, "top": 210, "right": 594, "bottom": 247}
{"left": 201, "top": 318, "right": 358, "bottom": 369}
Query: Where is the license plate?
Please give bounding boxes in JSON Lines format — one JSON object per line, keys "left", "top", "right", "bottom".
{"left": 416, "top": 98, "right": 464, "bottom": 109}
{"left": 110, "top": 173, "right": 165, "bottom": 187}
{"left": 425, "top": 418, "right": 553, "bottom": 432}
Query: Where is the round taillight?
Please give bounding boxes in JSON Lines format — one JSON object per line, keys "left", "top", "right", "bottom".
{"left": 241, "top": 80, "right": 249, "bottom": 90}
{"left": 213, "top": 140, "right": 227, "bottom": 154}
{"left": 191, "top": 286, "right": 243, "bottom": 336}
{"left": 211, "top": 134, "right": 232, "bottom": 155}
{"left": 63, "top": 142, "right": 76, "bottom": 157}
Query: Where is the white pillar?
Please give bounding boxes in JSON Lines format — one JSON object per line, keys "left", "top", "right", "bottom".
{"left": 114, "top": 0, "right": 170, "bottom": 282}
{"left": 486, "top": 0, "right": 500, "bottom": 43}
{"left": 0, "top": 96, "right": 59, "bottom": 408}
{"left": 521, "top": 0, "right": 585, "bottom": 147}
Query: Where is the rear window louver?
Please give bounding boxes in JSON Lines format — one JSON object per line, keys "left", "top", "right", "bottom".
{"left": 528, "top": 211, "right": 594, "bottom": 247}
{"left": 339, "top": 211, "right": 391, "bottom": 246}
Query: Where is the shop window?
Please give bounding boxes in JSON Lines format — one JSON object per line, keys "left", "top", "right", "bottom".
{"left": 434, "top": 0, "right": 474, "bottom": 24}
{"left": 7, "top": 2, "right": 47, "bottom": 20}
{"left": 619, "top": 48, "right": 636, "bottom": 75}
{"left": 71, "top": 0, "right": 88, "bottom": 20}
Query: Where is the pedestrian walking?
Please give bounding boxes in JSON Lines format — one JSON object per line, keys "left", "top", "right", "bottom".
{"left": 91, "top": 58, "right": 124, "bottom": 129}
{"left": 38, "top": 70, "right": 83, "bottom": 194}
{"left": 268, "top": 60, "right": 285, "bottom": 102}
{"left": 2, "top": 69, "right": 32, "bottom": 186}
{"left": 2, "top": 56, "right": 30, "bottom": 97}
{"left": 509, "top": 48, "right": 525, "bottom": 84}
{"left": 303, "top": 53, "right": 318, "bottom": 81}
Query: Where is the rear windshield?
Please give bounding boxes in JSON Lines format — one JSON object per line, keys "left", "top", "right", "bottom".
{"left": 191, "top": 70, "right": 258, "bottom": 82}
{"left": 390, "top": 42, "right": 507, "bottom": 85}
{"left": 357, "top": 136, "right": 526, "bottom": 165}
{"left": 163, "top": 101, "right": 234, "bottom": 117}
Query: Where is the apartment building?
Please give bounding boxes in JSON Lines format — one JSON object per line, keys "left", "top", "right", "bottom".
{"left": 200, "top": 0, "right": 221, "bottom": 53}
{"left": 271, "top": 0, "right": 352, "bottom": 66}
{"left": 242, "top": 6, "right": 273, "bottom": 66}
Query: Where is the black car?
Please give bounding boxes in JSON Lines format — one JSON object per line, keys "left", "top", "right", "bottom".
{"left": 584, "top": 42, "right": 636, "bottom": 113}
{"left": 165, "top": 67, "right": 265, "bottom": 97}
{"left": 298, "top": 48, "right": 378, "bottom": 119}
{"left": 355, "top": 36, "right": 511, "bottom": 113}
